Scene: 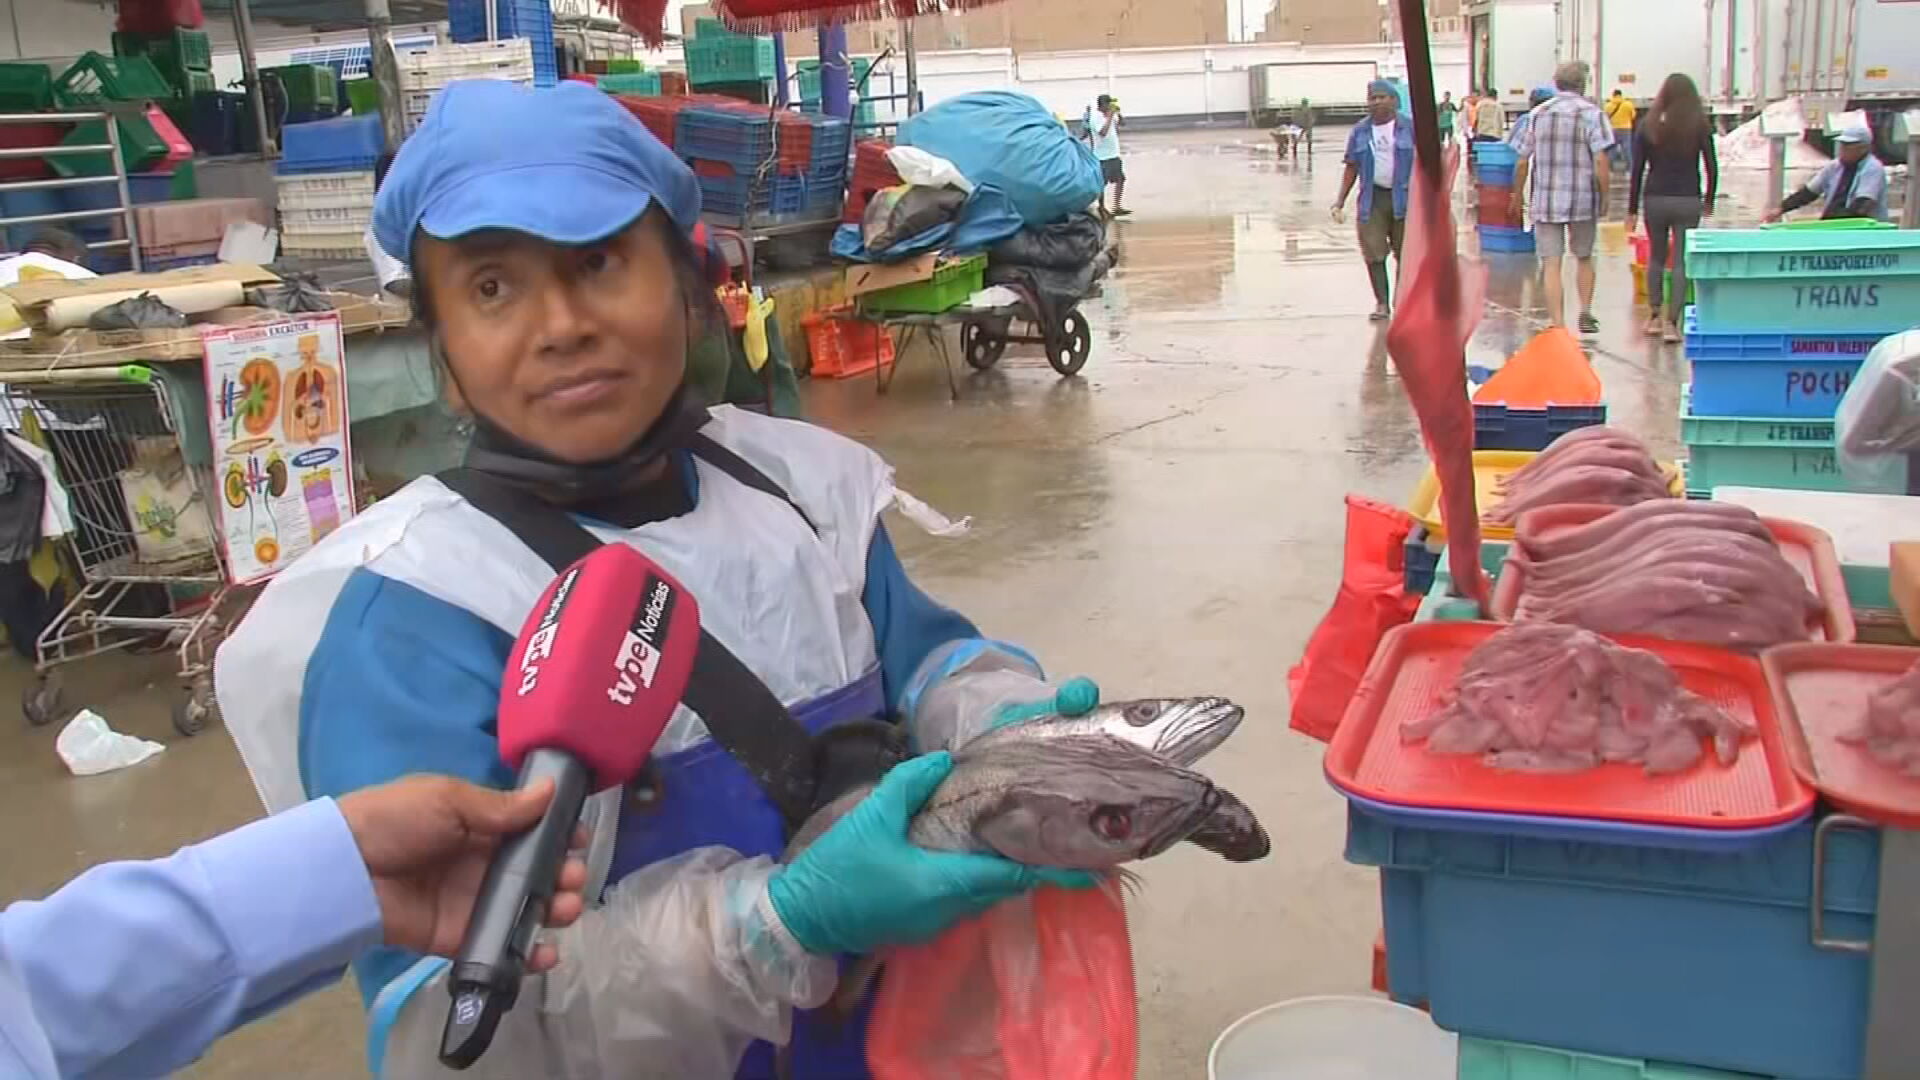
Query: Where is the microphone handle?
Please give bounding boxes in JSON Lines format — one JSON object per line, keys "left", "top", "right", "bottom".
{"left": 439, "top": 749, "right": 589, "bottom": 1069}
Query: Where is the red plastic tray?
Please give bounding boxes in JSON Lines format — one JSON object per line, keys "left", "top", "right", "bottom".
{"left": 1491, "top": 504, "right": 1855, "bottom": 642}
{"left": 1763, "top": 642, "right": 1920, "bottom": 829}
{"left": 1325, "top": 621, "right": 1815, "bottom": 829}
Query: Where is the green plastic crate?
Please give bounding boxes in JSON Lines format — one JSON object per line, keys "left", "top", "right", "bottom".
{"left": 0, "top": 63, "right": 53, "bottom": 111}
{"left": 598, "top": 72, "right": 662, "bottom": 95}
{"left": 796, "top": 58, "right": 874, "bottom": 104}
{"left": 265, "top": 64, "right": 338, "bottom": 111}
{"left": 1413, "top": 586, "right": 1483, "bottom": 622}
{"left": 1680, "top": 388, "right": 1844, "bottom": 495}
{"left": 1688, "top": 228, "right": 1920, "bottom": 279}
{"left": 344, "top": 78, "right": 380, "bottom": 114}
{"left": 53, "top": 52, "right": 174, "bottom": 108}
{"left": 1686, "top": 228, "right": 1920, "bottom": 335}
{"left": 687, "top": 36, "right": 776, "bottom": 87}
{"left": 861, "top": 255, "right": 987, "bottom": 315}
{"left": 184, "top": 70, "right": 216, "bottom": 97}
{"left": 50, "top": 114, "right": 168, "bottom": 178}
{"left": 1458, "top": 1036, "right": 1772, "bottom": 1079}
{"left": 693, "top": 17, "right": 733, "bottom": 38}
{"left": 1762, "top": 217, "right": 1895, "bottom": 231}
{"left": 112, "top": 29, "right": 212, "bottom": 93}
{"left": 606, "top": 58, "right": 644, "bottom": 74}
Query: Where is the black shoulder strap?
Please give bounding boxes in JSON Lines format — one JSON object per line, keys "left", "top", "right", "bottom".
{"left": 436, "top": 466, "right": 819, "bottom": 829}
{"left": 687, "top": 432, "right": 818, "bottom": 535}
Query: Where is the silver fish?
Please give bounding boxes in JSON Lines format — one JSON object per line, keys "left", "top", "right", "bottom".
{"left": 967, "top": 695, "right": 1246, "bottom": 766}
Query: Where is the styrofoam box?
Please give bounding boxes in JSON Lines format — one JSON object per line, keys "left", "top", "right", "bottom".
{"left": 279, "top": 223, "right": 364, "bottom": 257}
{"left": 397, "top": 38, "right": 535, "bottom": 91}
{"left": 280, "top": 204, "right": 371, "bottom": 230}
{"left": 276, "top": 170, "right": 374, "bottom": 212}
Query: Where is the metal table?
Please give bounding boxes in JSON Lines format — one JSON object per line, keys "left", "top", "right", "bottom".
{"left": 863, "top": 294, "right": 1095, "bottom": 398}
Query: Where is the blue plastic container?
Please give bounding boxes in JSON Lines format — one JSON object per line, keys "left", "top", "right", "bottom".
{"left": 1479, "top": 224, "right": 1534, "bottom": 254}
{"left": 1681, "top": 307, "right": 1886, "bottom": 362}
{"left": 676, "top": 108, "right": 775, "bottom": 170}
{"left": 1349, "top": 805, "right": 1876, "bottom": 1079}
{"left": 697, "top": 172, "right": 813, "bottom": 217}
{"left": 1688, "top": 354, "right": 1861, "bottom": 418}
{"left": 1402, "top": 525, "right": 1440, "bottom": 596}
{"left": 0, "top": 187, "right": 61, "bottom": 250}
{"left": 1687, "top": 228, "right": 1920, "bottom": 335}
{"left": 1339, "top": 788, "right": 1805, "bottom": 852}
{"left": 1473, "top": 142, "right": 1518, "bottom": 186}
{"left": 448, "top": 0, "right": 557, "bottom": 86}
{"left": 1472, "top": 402, "right": 1606, "bottom": 450}
{"left": 277, "top": 114, "right": 382, "bottom": 174}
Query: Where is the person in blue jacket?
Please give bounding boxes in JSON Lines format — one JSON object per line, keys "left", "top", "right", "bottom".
{"left": 1, "top": 775, "right": 588, "bottom": 1079}
{"left": 1330, "top": 79, "right": 1415, "bottom": 322}
{"left": 216, "top": 79, "right": 1101, "bottom": 1080}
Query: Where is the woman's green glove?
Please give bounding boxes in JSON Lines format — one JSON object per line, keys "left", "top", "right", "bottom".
{"left": 990, "top": 675, "right": 1101, "bottom": 729}
{"left": 768, "top": 752, "right": 1096, "bottom": 956}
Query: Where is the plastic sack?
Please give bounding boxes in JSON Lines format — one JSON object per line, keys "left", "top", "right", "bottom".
{"left": 57, "top": 708, "right": 164, "bottom": 776}
{"left": 88, "top": 292, "right": 187, "bottom": 330}
{"left": 1287, "top": 495, "right": 1423, "bottom": 741}
{"left": 989, "top": 213, "right": 1107, "bottom": 271}
{"left": 899, "top": 92, "right": 1104, "bottom": 227}
{"left": 863, "top": 185, "right": 968, "bottom": 253}
{"left": 888, "top": 146, "right": 975, "bottom": 193}
{"left": 1837, "top": 328, "right": 1920, "bottom": 493}
{"left": 247, "top": 273, "right": 335, "bottom": 314}
{"left": 867, "top": 880, "right": 1136, "bottom": 1080}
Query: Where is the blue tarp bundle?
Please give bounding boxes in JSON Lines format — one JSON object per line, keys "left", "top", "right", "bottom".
{"left": 898, "top": 91, "right": 1104, "bottom": 228}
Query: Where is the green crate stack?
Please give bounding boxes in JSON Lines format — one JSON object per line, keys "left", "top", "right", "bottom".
{"left": 52, "top": 52, "right": 174, "bottom": 108}
{"left": 0, "top": 63, "right": 53, "bottom": 111}
{"left": 861, "top": 255, "right": 987, "bottom": 315}
{"left": 111, "top": 28, "right": 212, "bottom": 100}
{"left": 693, "top": 18, "right": 732, "bottom": 38}
{"left": 687, "top": 36, "right": 776, "bottom": 87}
{"left": 796, "top": 58, "right": 872, "bottom": 106}
{"left": 344, "top": 78, "right": 381, "bottom": 114}
{"left": 598, "top": 72, "right": 662, "bottom": 96}
{"left": 264, "top": 64, "right": 338, "bottom": 114}
{"left": 51, "top": 114, "right": 170, "bottom": 178}
{"left": 606, "top": 58, "right": 644, "bottom": 74}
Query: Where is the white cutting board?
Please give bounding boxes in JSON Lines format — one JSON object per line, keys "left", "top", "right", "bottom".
{"left": 1713, "top": 487, "right": 1920, "bottom": 572}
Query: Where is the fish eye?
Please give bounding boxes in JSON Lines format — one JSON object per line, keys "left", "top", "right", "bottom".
{"left": 1092, "top": 806, "right": 1132, "bottom": 840}
{"left": 1125, "top": 702, "right": 1158, "bottom": 724}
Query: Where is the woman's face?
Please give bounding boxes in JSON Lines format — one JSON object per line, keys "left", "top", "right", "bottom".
{"left": 417, "top": 211, "right": 688, "bottom": 464}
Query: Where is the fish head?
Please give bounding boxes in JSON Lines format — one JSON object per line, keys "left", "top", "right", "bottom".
{"left": 963, "top": 737, "right": 1242, "bottom": 870}
{"left": 1086, "top": 696, "right": 1246, "bottom": 765}
{"left": 1184, "top": 788, "right": 1272, "bottom": 863}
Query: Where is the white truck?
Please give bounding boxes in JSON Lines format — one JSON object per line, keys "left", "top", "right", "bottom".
{"left": 1465, "top": 0, "right": 1558, "bottom": 115}
{"left": 1248, "top": 61, "right": 1382, "bottom": 125}
{"left": 1557, "top": 0, "right": 1708, "bottom": 108}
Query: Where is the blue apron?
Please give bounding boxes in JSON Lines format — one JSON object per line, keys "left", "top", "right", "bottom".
{"left": 610, "top": 668, "right": 889, "bottom": 1080}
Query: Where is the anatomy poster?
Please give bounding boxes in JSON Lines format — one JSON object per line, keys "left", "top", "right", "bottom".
{"left": 202, "top": 313, "right": 355, "bottom": 585}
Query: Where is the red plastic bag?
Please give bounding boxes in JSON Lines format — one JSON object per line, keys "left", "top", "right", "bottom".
{"left": 1287, "top": 495, "right": 1422, "bottom": 742}
{"left": 867, "top": 879, "right": 1137, "bottom": 1080}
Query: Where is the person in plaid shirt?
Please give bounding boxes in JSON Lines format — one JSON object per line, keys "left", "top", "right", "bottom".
{"left": 1511, "top": 61, "right": 1613, "bottom": 334}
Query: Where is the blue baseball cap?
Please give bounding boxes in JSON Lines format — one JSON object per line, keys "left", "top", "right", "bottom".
{"left": 1368, "top": 79, "right": 1397, "bottom": 98}
{"left": 373, "top": 80, "right": 701, "bottom": 266}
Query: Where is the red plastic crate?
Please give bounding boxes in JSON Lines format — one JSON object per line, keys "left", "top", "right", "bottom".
{"left": 1324, "top": 621, "right": 1816, "bottom": 831}
{"left": 1476, "top": 183, "right": 1519, "bottom": 227}
{"left": 844, "top": 138, "right": 900, "bottom": 224}
{"left": 116, "top": 0, "right": 204, "bottom": 32}
{"left": 1629, "top": 229, "right": 1676, "bottom": 269}
{"left": 1764, "top": 642, "right": 1920, "bottom": 829}
{"left": 0, "top": 122, "right": 72, "bottom": 180}
{"left": 1491, "top": 505, "right": 1856, "bottom": 642}
{"left": 660, "top": 71, "right": 688, "bottom": 96}
{"left": 777, "top": 112, "right": 813, "bottom": 172}
{"left": 803, "top": 308, "right": 894, "bottom": 379}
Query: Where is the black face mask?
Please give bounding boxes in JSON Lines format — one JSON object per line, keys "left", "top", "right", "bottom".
{"left": 463, "top": 382, "right": 711, "bottom": 505}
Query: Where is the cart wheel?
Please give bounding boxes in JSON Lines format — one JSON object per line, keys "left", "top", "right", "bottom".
{"left": 172, "top": 681, "right": 218, "bottom": 737}
{"left": 22, "top": 673, "right": 61, "bottom": 728}
{"left": 1047, "top": 310, "right": 1093, "bottom": 376}
{"left": 962, "top": 322, "right": 1007, "bottom": 370}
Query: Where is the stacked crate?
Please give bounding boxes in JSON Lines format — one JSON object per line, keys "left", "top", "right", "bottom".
{"left": 275, "top": 114, "right": 383, "bottom": 258}
{"left": 674, "top": 106, "right": 847, "bottom": 219}
{"left": 843, "top": 138, "right": 901, "bottom": 225}
{"left": 263, "top": 64, "right": 340, "bottom": 123}
{"left": 395, "top": 38, "right": 536, "bottom": 131}
{"left": 1680, "top": 226, "right": 1920, "bottom": 497}
{"left": 685, "top": 20, "right": 775, "bottom": 89}
{"left": 448, "top": 0, "right": 557, "bottom": 86}
{"left": 1470, "top": 142, "right": 1532, "bottom": 253}
{"left": 111, "top": 27, "right": 213, "bottom": 101}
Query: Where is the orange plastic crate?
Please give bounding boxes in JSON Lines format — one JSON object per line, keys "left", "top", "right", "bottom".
{"left": 803, "top": 308, "right": 894, "bottom": 379}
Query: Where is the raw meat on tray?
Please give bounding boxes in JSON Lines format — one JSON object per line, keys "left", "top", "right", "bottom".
{"left": 1485, "top": 427, "right": 1673, "bottom": 525}
{"left": 1840, "top": 658, "right": 1920, "bottom": 776}
{"left": 1401, "top": 622, "right": 1754, "bottom": 774}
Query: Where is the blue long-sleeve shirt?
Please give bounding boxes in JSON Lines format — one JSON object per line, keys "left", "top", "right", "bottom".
{"left": 0, "top": 798, "right": 382, "bottom": 1078}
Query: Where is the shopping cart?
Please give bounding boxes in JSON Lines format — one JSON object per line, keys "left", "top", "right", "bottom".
{"left": 2, "top": 365, "right": 227, "bottom": 735}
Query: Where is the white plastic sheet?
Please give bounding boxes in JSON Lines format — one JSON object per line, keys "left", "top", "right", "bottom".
{"left": 56, "top": 709, "right": 164, "bottom": 776}
{"left": 1838, "top": 328, "right": 1920, "bottom": 493}
{"left": 887, "top": 146, "right": 976, "bottom": 193}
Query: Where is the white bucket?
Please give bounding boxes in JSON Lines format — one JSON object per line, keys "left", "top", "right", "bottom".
{"left": 1208, "top": 995, "right": 1458, "bottom": 1080}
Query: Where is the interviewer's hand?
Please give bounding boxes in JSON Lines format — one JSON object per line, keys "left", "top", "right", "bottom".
{"left": 339, "top": 776, "right": 589, "bottom": 973}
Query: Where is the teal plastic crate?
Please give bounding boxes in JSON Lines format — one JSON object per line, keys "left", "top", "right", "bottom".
{"left": 598, "top": 72, "right": 662, "bottom": 95}
{"left": 687, "top": 36, "right": 776, "bottom": 87}
{"left": 0, "top": 63, "right": 53, "bottom": 111}
{"left": 860, "top": 254, "right": 986, "bottom": 314}
{"left": 1687, "top": 229, "right": 1920, "bottom": 335}
{"left": 796, "top": 58, "right": 874, "bottom": 103}
{"left": 1458, "top": 1036, "right": 1774, "bottom": 1079}
{"left": 1680, "top": 388, "right": 1844, "bottom": 495}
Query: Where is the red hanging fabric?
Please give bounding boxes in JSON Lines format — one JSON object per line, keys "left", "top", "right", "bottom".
{"left": 609, "top": 0, "right": 671, "bottom": 46}
{"left": 1384, "top": 143, "right": 1490, "bottom": 605}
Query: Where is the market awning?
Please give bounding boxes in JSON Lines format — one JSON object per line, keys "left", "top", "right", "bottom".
{"left": 197, "top": 0, "right": 451, "bottom": 32}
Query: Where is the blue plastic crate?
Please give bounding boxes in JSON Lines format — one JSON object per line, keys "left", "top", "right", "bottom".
{"left": 696, "top": 172, "right": 812, "bottom": 217}
{"left": 676, "top": 108, "right": 775, "bottom": 169}
{"left": 448, "top": 0, "right": 557, "bottom": 86}
{"left": 1478, "top": 224, "right": 1534, "bottom": 254}
{"left": 1680, "top": 307, "right": 1886, "bottom": 361}
{"left": 1472, "top": 402, "right": 1606, "bottom": 450}
{"left": 1681, "top": 388, "right": 1843, "bottom": 494}
{"left": 1688, "top": 354, "right": 1861, "bottom": 418}
{"left": 1687, "top": 228, "right": 1920, "bottom": 335}
{"left": 1348, "top": 805, "right": 1876, "bottom": 1079}
{"left": 277, "top": 114, "right": 382, "bottom": 174}
{"left": 1402, "top": 524, "right": 1441, "bottom": 596}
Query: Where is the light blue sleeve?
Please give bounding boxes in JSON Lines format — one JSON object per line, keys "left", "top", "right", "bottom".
{"left": 0, "top": 799, "right": 381, "bottom": 1079}
{"left": 1854, "top": 158, "right": 1888, "bottom": 207}
{"left": 1808, "top": 160, "right": 1839, "bottom": 197}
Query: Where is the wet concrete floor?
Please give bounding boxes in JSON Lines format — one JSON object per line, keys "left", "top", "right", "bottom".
{"left": 0, "top": 125, "right": 1781, "bottom": 1077}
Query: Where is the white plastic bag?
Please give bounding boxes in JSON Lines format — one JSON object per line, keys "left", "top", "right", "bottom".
{"left": 887, "top": 146, "right": 975, "bottom": 193}
{"left": 1837, "top": 328, "right": 1920, "bottom": 493}
{"left": 56, "top": 709, "right": 164, "bottom": 776}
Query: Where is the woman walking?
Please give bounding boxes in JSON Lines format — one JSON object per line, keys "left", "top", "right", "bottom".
{"left": 1626, "top": 73, "right": 1718, "bottom": 342}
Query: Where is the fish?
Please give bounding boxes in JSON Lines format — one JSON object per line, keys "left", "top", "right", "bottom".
{"left": 777, "top": 733, "right": 1269, "bottom": 1044}
{"left": 966, "top": 695, "right": 1246, "bottom": 767}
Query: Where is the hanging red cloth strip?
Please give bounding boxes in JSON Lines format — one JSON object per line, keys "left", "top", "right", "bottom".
{"left": 609, "top": 0, "right": 672, "bottom": 46}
